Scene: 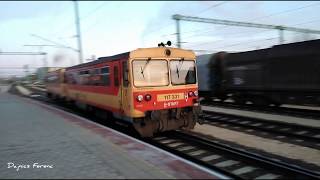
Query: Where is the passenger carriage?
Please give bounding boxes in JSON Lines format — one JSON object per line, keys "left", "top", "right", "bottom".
{"left": 46, "top": 46, "right": 201, "bottom": 137}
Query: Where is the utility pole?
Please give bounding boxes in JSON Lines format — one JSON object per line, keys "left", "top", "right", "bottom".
{"left": 172, "top": 14, "right": 320, "bottom": 45}
{"left": 74, "top": 0, "right": 83, "bottom": 64}
{"left": 175, "top": 18, "right": 181, "bottom": 48}
{"left": 23, "top": 64, "right": 29, "bottom": 82}
{"left": 278, "top": 27, "right": 284, "bottom": 44}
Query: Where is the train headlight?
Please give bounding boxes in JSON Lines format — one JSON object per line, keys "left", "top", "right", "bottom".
{"left": 194, "top": 90, "right": 198, "bottom": 97}
{"left": 188, "top": 91, "right": 194, "bottom": 97}
{"left": 145, "top": 94, "right": 152, "bottom": 101}
{"left": 165, "top": 49, "right": 171, "bottom": 56}
{"left": 136, "top": 95, "right": 144, "bottom": 102}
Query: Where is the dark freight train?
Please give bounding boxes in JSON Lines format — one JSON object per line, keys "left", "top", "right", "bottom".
{"left": 197, "top": 39, "right": 320, "bottom": 106}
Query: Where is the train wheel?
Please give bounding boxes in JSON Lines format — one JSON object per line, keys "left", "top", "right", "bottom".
{"left": 179, "top": 110, "right": 196, "bottom": 130}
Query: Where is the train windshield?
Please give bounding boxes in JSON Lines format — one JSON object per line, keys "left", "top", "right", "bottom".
{"left": 170, "top": 60, "right": 196, "bottom": 85}
{"left": 132, "top": 60, "right": 169, "bottom": 87}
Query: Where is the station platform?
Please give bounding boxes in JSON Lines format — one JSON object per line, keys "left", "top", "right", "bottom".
{"left": 0, "top": 91, "right": 226, "bottom": 179}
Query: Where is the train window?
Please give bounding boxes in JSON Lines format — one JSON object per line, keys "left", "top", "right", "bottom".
{"left": 89, "top": 68, "right": 101, "bottom": 86}
{"left": 79, "top": 70, "right": 90, "bottom": 85}
{"left": 101, "top": 66, "right": 110, "bottom": 86}
{"left": 170, "top": 60, "right": 196, "bottom": 85}
{"left": 132, "top": 60, "right": 169, "bottom": 87}
{"left": 122, "top": 61, "right": 129, "bottom": 87}
{"left": 114, "top": 66, "right": 119, "bottom": 87}
{"left": 79, "top": 70, "right": 89, "bottom": 75}
{"left": 101, "top": 67, "right": 109, "bottom": 74}
{"left": 69, "top": 72, "right": 75, "bottom": 84}
{"left": 69, "top": 72, "right": 72, "bottom": 84}
{"left": 47, "top": 75, "right": 58, "bottom": 83}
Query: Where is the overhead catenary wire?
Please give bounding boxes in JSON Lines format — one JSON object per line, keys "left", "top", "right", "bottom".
{"left": 180, "top": 2, "right": 320, "bottom": 41}
{"left": 23, "top": 2, "right": 70, "bottom": 51}
{"left": 30, "top": 34, "right": 78, "bottom": 52}
{"left": 291, "top": 18, "right": 320, "bottom": 26}
{"left": 196, "top": 1, "right": 228, "bottom": 16}
{"left": 50, "top": 3, "right": 69, "bottom": 25}
{"left": 174, "top": 14, "right": 320, "bottom": 49}
{"left": 186, "top": 36, "right": 279, "bottom": 53}
{"left": 187, "top": 29, "right": 317, "bottom": 53}
{"left": 185, "top": 16, "right": 320, "bottom": 50}
{"left": 164, "top": 6, "right": 320, "bottom": 48}
{"left": 51, "top": 2, "right": 108, "bottom": 39}
{"left": 49, "top": 3, "right": 75, "bottom": 37}
{"left": 82, "top": 3, "right": 122, "bottom": 34}
{"left": 80, "top": 2, "right": 108, "bottom": 21}
{"left": 249, "top": 2, "right": 320, "bottom": 23}
{"left": 143, "top": 1, "right": 228, "bottom": 38}
{"left": 210, "top": 17, "right": 320, "bottom": 37}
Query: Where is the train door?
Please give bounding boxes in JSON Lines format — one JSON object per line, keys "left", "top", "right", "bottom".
{"left": 113, "top": 62, "right": 121, "bottom": 111}
{"left": 61, "top": 69, "right": 67, "bottom": 98}
{"left": 120, "top": 60, "right": 131, "bottom": 118}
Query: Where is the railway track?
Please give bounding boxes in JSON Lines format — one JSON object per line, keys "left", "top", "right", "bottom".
{"left": 201, "top": 100, "right": 320, "bottom": 120}
{"left": 9, "top": 85, "right": 320, "bottom": 179}
{"left": 201, "top": 110, "right": 320, "bottom": 149}
{"left": 149, "top": 131, "right": 319, "bottom": 179}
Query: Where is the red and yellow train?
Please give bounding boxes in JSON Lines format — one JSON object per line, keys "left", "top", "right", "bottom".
{"left": 45, "top": 46, "right": 201, "bottom": 137}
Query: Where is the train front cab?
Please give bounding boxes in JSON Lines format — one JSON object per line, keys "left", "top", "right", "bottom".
{"left": 121, "top": 48, "right": 201, "bottom": 137}
{"left": 46, "top": 68, "right": 67, "bottom": 100}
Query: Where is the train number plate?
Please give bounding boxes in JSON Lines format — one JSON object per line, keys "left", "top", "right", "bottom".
{"left": 157, "top": 93, "right": 184, "bottom": 102}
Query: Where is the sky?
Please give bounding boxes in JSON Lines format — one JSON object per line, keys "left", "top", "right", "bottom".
{"left": 0, "top": 1, "right": 320, "bottom": 77}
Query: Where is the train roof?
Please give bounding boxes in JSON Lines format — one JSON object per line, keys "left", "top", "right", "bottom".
{"left": 130, "top": 47, "right": 195, "bottom": 59}
{"left": 272, "top": 38, "right": 320, "bottom": 49}
{"left": 234, "top": 39, "right": 320, "bottom": 54}
{"left": 66, "top": 52, "right": 130, "bottom": 70}
{"left": 225, "top": 39, "right": 320, "bottom": 61}
{"left": 269, "top": 39, "right": 320, "bottom": 57}
{"left": 66, "top": 47, "right": 196, "bottom": 70}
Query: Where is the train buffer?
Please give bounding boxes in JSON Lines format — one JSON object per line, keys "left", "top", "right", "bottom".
{"left": 0, "top": 92, "right": 227, "bottom": 179}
